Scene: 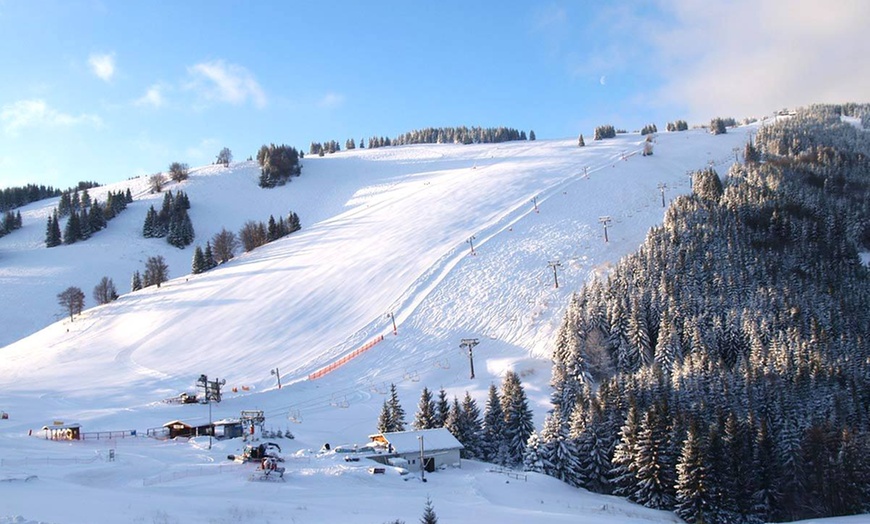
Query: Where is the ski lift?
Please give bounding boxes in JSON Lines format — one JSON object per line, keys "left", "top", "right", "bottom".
{"left": 288, "top": 409, "right": 303, "bottom": 424}
{"left": 434, "top": 358, "right": 450, "bottom": 370}
{"left": 403, "top": 369, "right": 420, "bottom": 382}
{"left": 370, "top": 382, "right": 388, "bottom": 395}
{"left": 330, "top": 395, "right": 349, "bottom": 409}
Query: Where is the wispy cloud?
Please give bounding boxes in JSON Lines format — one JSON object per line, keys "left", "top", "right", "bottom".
{"left": 648, "top": 0, "right": 870, "bottom": 120}
{"left": 88, "top": 52, "right": 116, "bottom": 82}
{"left": 135, "top": 84, "right": 166, "bottom": 108}
{"left": 318, "top": 92, "right": 345, "bottom": 109}
{"left": 1, "top": 99, "right": 102, "bottom": 136}
{"left": 185, "top": 137, "right": 220, "bottom": 162}
{"left": 186, "top": 60, "right": 266, "bottom": 108}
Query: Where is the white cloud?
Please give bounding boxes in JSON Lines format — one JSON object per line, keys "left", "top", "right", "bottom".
{"left": 648, "top": 0, "right": 870, "bottom": 120}
{"left": 88, "top": 52, "right": 116, "bottom": 82}
{"left": 135, "top": 84, "right": 166, "bottom": 108}
{"left": 318, "top": 92, "right": 345, "bottom": 109}
{"left": 186, "top": 60, "right": 266, "bottom": 108}
{"left": 1, "top": 99, "right": 102, "bottom": 136}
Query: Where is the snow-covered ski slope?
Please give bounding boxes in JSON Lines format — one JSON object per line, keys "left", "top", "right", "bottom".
{"left": 0, "top": 127, "right": 781, "bottom": 523}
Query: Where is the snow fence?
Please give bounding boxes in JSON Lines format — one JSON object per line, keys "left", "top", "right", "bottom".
{"left": 308, "top": 335, "right": 384, "bottom": 380}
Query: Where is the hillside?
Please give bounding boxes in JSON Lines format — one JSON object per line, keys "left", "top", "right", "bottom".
{"left": 0, "top": 128, "right": 755, "bottom": 523}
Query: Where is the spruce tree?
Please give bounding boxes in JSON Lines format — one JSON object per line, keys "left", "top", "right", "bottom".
{"left": 435, "top": 388, "right": 450, "bottom": 428}
{"left": 204, "top": 241, "right": 217, "bottom": 270}
{"left": 388, "top": 383, "right": 406, "bottom": 432}
{"left": 675, "top": 423, "right": 714, "bottom": 523}
{"left": 63, "top": 212, "right": 80, "bottom": 244}
{"left": 377, "top": 400, "right": 394, "bottom": 434}
{"left": 413, "top": 387, "right": 437, "bottom": 430}
{"left": 192, "top": 246, "right": 206, "bottom": 274}
{"left": 481, "top": 384, "right": 506, "bottom": 464}
{"left": 131, "top": 271, "right": 142, "bottom": 292}
{"left": 501, "top": 371, "right": 534, "bottom": 467}
{"left": 420, "top": 496, "right": 437, "bottom": 524}
{"left": 460, "top": 391, "right": 483, "bottom": 459}
{"left": 522, "top": 431, "right": 545, "bottom": 473}
{"left": 633, "top": 404, "right": 676, "bottom": 509}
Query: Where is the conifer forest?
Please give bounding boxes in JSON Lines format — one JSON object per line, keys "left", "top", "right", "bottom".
{"left": 543, "top": 105, "right": 870, "bottom": 523}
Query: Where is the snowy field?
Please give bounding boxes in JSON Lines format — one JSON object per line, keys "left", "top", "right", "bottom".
{"left": 3, "top": 126, "right": 859, "bottom": 523}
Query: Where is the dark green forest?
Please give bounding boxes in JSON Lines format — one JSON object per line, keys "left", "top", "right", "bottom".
{"left": 537, "top": 105, "right": 870, "bottom": 523}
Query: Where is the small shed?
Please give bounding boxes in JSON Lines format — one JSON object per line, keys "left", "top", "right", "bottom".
{"left": 213, "top": 418, "right": 244, "bottom": 439}
{"left": 369, "top": 428, "right": 463, "bottom": 471}
{"left": 42, "top": 423, "right": 81, "bottom": 441}
{"left": 163, "top": 420, "right": 213, "bottom": 439}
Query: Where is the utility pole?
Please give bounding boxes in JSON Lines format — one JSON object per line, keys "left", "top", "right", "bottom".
{"left": 418, "top": 435, "right": 426, "bottom": 482}
{"left": 657, "top": 183, "right": 667, "bottom": 208}
{"left": 532, "top": 196, "right": 538, "bottom": 213}
{"left": 547, "top": 260, "right": 562, "bottom": 288}
{"left": 460, "top": 338, "right": 480, "bottom": 379}
{"left": 467, "top": 235, "right": 476, "bottom": 256}
{"left": 387, "top": 312, "right": 397, "bottom": 335}
{"left": 197, "top": 374, "right": 212, "bottom": 449}
{"left": 599, "top": 216, "right": 612, "bottom": 243}
{"left": 271, "top": 367, "right": 282, "bottom": 389}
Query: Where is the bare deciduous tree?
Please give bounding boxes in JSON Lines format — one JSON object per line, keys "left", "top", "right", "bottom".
{"left": 93, "top": 276, "right": 119, "bottom": 305}
{"left": 239, "top": 220, "right": 268, "bottom": 252}
{"left": 148, "top": 173, "right": 166, "bottom": 193}
{"left": 144, "top": 255, "right": 169, "bottom": 288}
{"left": 57, "top": 286, "right": 85, "bottom": 321}
{"left": 168, "top": 162, "right": 189, "bottom": 182}
{"left": 211, "top": 228, "right": 239, "bottom": 264}
{"left": 216, "top": 147, "right": 232, "bottom": 167}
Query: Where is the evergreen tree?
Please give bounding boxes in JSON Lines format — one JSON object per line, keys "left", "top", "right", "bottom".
{"left": 522, "top": 431, "right": 545, "bottom": 473}
{"left": 377, "top": 400, "right": 394, "bottom": 434}
{"left": 388, "top": 383, "right": 406, "bottom": 432}
{"left": 529, "top": 130, "right": 536, "bottom": 141}
{"left": 578, "top": 134, "right": 585, "bottom": 147}
{"left": 131, "top": 271, "right": 142, "bottom": 292}
{"left": 63, "top": 212, "right": 80, "bottom": 244}
{"left": 633, "top": 404, "right": 676, "bottom": 509}
{"left": 204, "top": 241, "right": 217, "bottom": 270}
{"left": 192, "top": 245, "right": 206, "bottom": 274}
{"left": 413, "top": 387, "right": 437, "bottom": 430}
{"left": 435, "top": 388, "right": 450, "bottom": 428}
{"left": 481, "top": 384, "right": 506, "bottom": 464}
{"left": 420, "top": 496, "right": 438, "bottom": 524}
{"left": 501, "top": 371, "right": 534, "bottom": 467}
{"left": 675, "top": 423, "right": 714, "bottom": 524}
{"left": 45, "top": 212, "right": 62, "bottom": 247}
{"left": 460, "top": 391, "right": 483, "bottom": 459}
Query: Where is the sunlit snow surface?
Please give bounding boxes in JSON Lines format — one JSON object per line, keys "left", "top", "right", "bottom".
{"left": 5, "top": 128, "right": 855, "bottom": 523}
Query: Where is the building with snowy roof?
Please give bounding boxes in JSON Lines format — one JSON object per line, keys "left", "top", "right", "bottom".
{"left": 368, "top": 428, "right": 463, "bottom": 472}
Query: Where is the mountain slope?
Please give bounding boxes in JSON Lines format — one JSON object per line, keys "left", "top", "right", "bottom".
{"left": 0, "top": 128, "right": 754, "bottom": 523}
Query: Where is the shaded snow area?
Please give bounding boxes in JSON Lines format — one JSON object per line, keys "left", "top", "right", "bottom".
{"left": 4, "top": 127, "right": 853, "bottom": 522}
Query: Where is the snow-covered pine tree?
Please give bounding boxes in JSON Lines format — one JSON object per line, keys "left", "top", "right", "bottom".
{"left": 481, "top": 384, "right": 506, "bottom": 464}
{"left": 539, "top": 409, "right": 580, "bottom": 485}
{"left": 501, "top": 371, "right": 534, "bottom": 467}
{"left": 675, "top": 422, "right": 714, "bottom": 523}
{"left": 633, "top": 403, "right": 676, "bottom": 509}
{"left": 459, "top": 392, "right": 483, "bottom": 459}
{"left": 413, "top": 387, "right": 437, "bottom": 430}
{"left": 610, "top": 401, "right": 640, "bottom": 498}
{"left": 522, "top": 431, "right": 544, "bottom": 473}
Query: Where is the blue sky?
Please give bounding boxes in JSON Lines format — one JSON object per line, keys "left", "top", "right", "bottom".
{"left": 1, "top": 0, "right": 867, "bottom": 189}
